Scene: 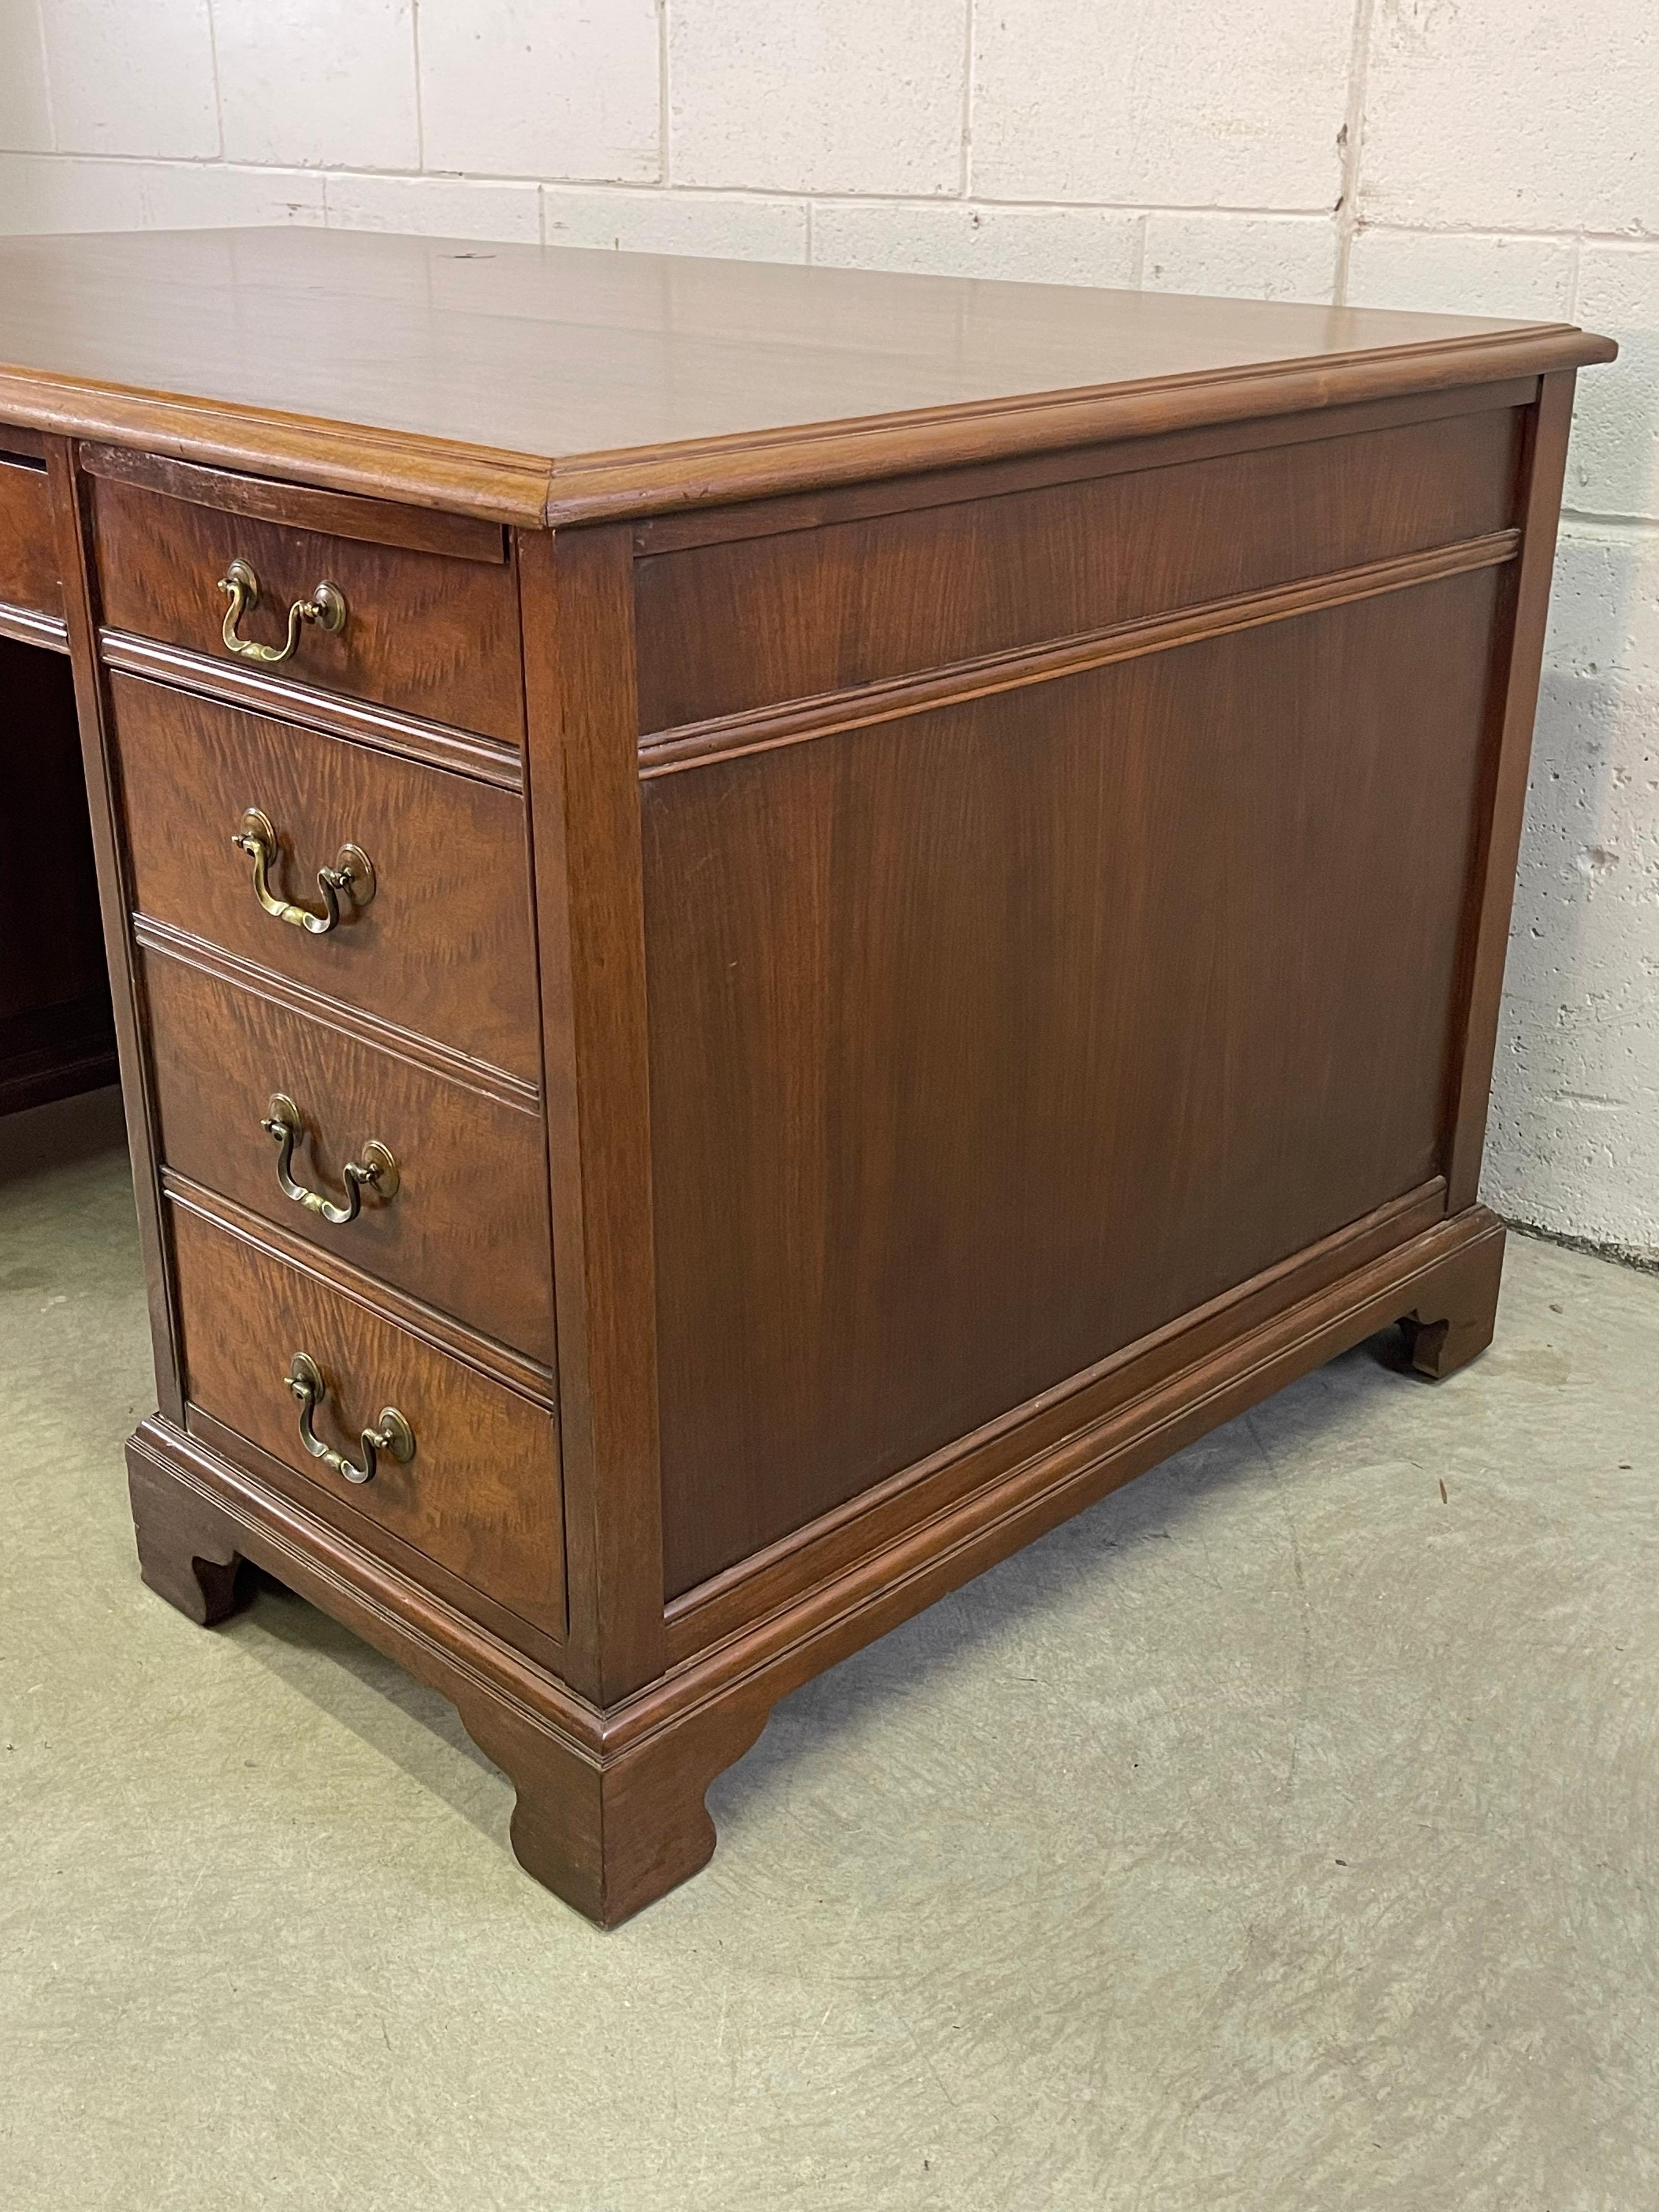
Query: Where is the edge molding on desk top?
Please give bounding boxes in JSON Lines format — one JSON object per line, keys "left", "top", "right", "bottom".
{"left": 0, "top": 228, "right": 1618, "bottom": 526}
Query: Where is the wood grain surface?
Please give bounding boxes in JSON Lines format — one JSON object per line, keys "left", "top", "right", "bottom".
{"left": 0, "top": 228, "right": 1615, "bottom": 521}
{"left": 82, "top": 441, "right": 506, "bottom": 562}
{"left": 0, "top": 453, "right": 60, "bottom": 618}
{"left": 519, "top": 523, "right": 667, "bottom": 1705}
{"left": 169, "top": 1194, "right": 565, "bottom": 1637}
{"left": 0, "top": 230, "right": 1608, "bottom": 1923}
{"left": 141, "top": 946, "right": 555, "bottom": 1361}
{"left": 92, "top": 471, "right": 523, "bottom": 741}
{"left": 109, "top": 673, "right": 541, "bottom": 1082}
{"left": 644, "top": 565, "right": 1505, "bottom": 1594}
{"left": 126, "top": 1194, "right": 1507, "bottom": 1921}
{"left": 637, "top": 400, "right": 1523, "bottom": 731}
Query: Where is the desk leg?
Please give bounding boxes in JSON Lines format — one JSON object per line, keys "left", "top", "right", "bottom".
{"left": 455, "top": 1679, "right": 773, "bottom": 1931}
{"left": 1396, "top": 1214, "right": 1506, "bottom": 1380}
{"left": 127, "top": 1442, "right": 249, "bottom": 1626}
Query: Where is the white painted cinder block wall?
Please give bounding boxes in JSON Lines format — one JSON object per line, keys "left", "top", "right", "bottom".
{"left": 2, "top": 1, "right": 1655, "bottom": 1259}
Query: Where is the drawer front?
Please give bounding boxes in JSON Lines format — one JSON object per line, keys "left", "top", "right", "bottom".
{"left": 143, "top": 948, "right": 555, "bottom": 1363}
{"left": 635, "top": 399, "right": 1525, "bottom": 732}
{"left": 92, "top": 473, "right": 524, "bottom": 741}
{"left": 171, "top": 1198, "right": 564, "bottom": 1637}
{"left": 0, "top": 455, "right": 61, "bottom": 618}
{"left": 111, "top": 674, "right": 541, "bottom": 1082}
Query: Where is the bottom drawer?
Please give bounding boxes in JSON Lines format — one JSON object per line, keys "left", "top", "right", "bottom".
{"left": 170, "top": 1198, "right": 564, "bottom": 1639}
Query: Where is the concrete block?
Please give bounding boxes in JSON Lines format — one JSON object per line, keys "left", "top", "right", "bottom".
{"left": 0, "top": 153, "right": 325, "bottom": 234}
{"left": 973, "top": 0, "right": 1350, "bottom": 209}
{"left": 0, "top": 5, "right": 53, "bottom": 155}
{"left": 543, "top": 187, "right": 807, "bottom": 263}
{"left": 1360, "top": 0, "right": 1659, "bottom": 233}
{"left": 811, "top": 201, "right": 1141, "bottom": 287}
{"left": 1569, "top": 246, "right": 1659, "bottom": 522}
{"left": 325, "top": 173, "right": 540, "bottom": 246}
{"left": 39, "top": 0, "right": 218, "bottom": 160}
{"left": 0, "top": 151, "right": 149, "bottom": 232}
{"left": 1484, "top": 525, "right": 1659, "bottom": 1249}
{"left": 131, "top": 161, "right": 326, "bottom": 229}
{"left": 1347, "top": 228, "right": 1575, "bottom": 321}
{"left": 1142, "top": 212, "right": 1338, "bottom": 304}
{"left": 420, "top": 0, "right": 660, "bottom": 185}
{"left": 670, "top": 0, "right": 967, "bottom": 196}
{"left": 216, "top": 0, "right": 419, "bottom": 171}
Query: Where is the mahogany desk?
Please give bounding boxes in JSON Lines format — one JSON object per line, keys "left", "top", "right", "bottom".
{"left": 0, "top": 228, "right": 1614, "bottom": 1923}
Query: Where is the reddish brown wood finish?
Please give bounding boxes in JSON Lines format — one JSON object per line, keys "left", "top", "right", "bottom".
{"left": 81, "top": 442, "right": 506, "bottom": 562}
{"left": 92, "top": 471, "right": 524, "bottom": 740}
{"left": 168, "top": 1195, "right": 565, "bottom": 1640}
{"left": 140, "top": 945, "right": 555, "bottom": 1361}
{"left": 0, "top": 454, "right": 60, "bottom": 618}
{"left": 1399, "top": 1222, "right": 1507, "bottom": 1379}
{"left": 109, "top": 674, "right": 541, "bottom": 1082}
{"left": 0, "top": 229, "right": 1611, "bottom": 520}
{"left": 628, "top": 380, "right": 1538, "bottom": 558}
{"left": 635, "top": 401, "right": 1524, "bottom": 731}
{"left": 664, "top": 1178, "right": 1449, "bottom": 1657}
{"left": 644, "top": 566, "right": 1505, "bottom": 1594}
{"left": 518, "top": 524, "right": 667, "bottom": 1708}
{"left": 101, "top": 629, "right": 521, "bottom": 790}
{"left": 46, "top": 437, "right": 187, "bottom": 1423}
{"left": 128, "top": 1444, "right": 249, "bottom": 1625}
{"left": 1443, "top": 372, "right": 1579, "bottom": 1212}
{"left": 639, "top": 531, "right": 1519, "bottom": 780}
{"left": 126, "top": 1195, "right": 1505, "bottom": 1924}
{"left": 0, "top": 235, "right": 1611, "bottom": 1927}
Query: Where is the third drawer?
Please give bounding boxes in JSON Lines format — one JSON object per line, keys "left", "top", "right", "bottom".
{"left": 142, "top": 943, "right": 555, "bottom": 1365}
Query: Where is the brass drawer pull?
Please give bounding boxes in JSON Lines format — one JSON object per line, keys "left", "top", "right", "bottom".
{"left": 285, "top": 1352, "right": 414, "bottom": 1486}
{"left": 232, "top": 806, "right": 375, "bottom": 935}
{"left": 262, "top": 1092, "right": 399, "bottom": 1225}
{"left": 218, "top": 556, "right": 347, "bottom": 665}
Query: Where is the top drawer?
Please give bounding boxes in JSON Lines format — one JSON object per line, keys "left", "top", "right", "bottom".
{"left": 86, "top": 448, "right": 524, "bottom": 744}
{"left": 0, "top": 448, "right": 61, "bottom": 620}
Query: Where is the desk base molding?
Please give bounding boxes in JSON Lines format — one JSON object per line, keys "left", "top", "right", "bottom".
{"left": 124, "top": 1200, "right": 1503, "bottom": 1926}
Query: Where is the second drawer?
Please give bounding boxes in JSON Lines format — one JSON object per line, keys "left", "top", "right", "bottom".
{"left": 109, "top": 672, "right": 542, "bottom": 1083}
{"left": 143, "top": 945, "right": 555, "bottom": 1364}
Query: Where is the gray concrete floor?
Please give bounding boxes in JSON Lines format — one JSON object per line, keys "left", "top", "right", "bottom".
{"left": 2, "top": 1092, "right": 1656, "bottom": 2212}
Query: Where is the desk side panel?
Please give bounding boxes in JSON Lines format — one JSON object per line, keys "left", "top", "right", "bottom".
{"left": 639, "top": 420, "right": 1519, "bottom": 1601}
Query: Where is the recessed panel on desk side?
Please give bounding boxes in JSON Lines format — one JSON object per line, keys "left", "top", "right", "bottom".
{"left": 643, "top": 565, "right": 1505, "bottom": 1597}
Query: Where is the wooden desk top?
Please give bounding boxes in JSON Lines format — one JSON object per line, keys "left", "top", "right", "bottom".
{"left": 0, "top": 227, "right": 1614, "bottom": 526}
